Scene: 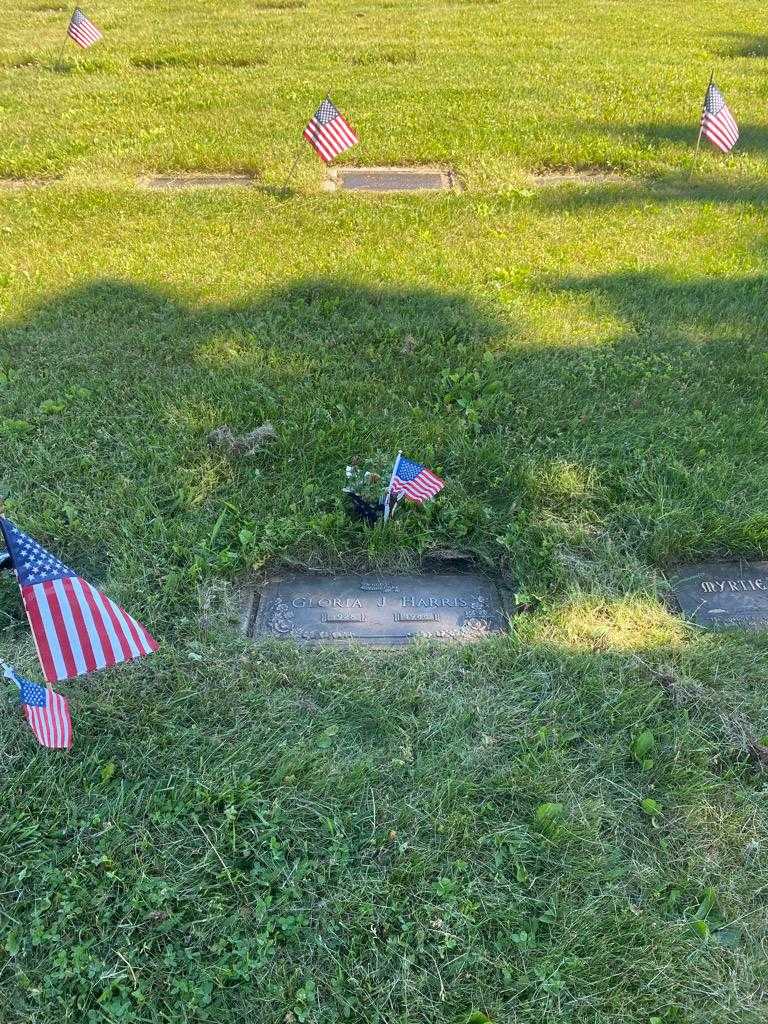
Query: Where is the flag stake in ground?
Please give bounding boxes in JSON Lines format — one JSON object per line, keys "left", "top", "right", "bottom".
{"left": 280, "top": 148, "right": 305, "bottom": 195}
{"left": 283, "top": 96, "right": 359, "bottom": 193}
{"left": 690, "top": 71, "right": 739, "bottom": 177}
{"left": 382, "top": 450, "right": 403, "bottom": 523}
{"left": 55, "top": 7, "right": 103, "bottom": 65}
{"left": 690, "top": 69, "right": 714, "bottom": 178}
{"left": 0, "top": 516, "right": 157, "bottom": 684}
{"left": 384, "top": 453, "right": 445, "bottom": 521}
{"left": 2, "top": 660, "right": 73, "bottom": 750}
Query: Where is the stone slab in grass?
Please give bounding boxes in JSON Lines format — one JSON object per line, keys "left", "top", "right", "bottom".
{"left": 139, "top": 173, "right": 256, "bottom": 190}
{"left": 0, "top": 178, "right": 54, "bottom": 189}
{"left": 325, "top": 166, "right": 458, "bottom": 193}
{"left": 670, "top": 561, "right": 768, "bottom": 630}
{"left": 246, "top": 571, "right": 511, "bottom": 646}
{"left": 529, "top": 169, "right": 626, "bottom": 186}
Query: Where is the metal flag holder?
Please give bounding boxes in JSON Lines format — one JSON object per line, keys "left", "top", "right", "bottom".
{"left": 343, "top": 490, "right": 386, "bottom": 525}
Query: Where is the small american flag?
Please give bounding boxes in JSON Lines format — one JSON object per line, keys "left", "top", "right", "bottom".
{"left": 67, "top": 8, "right": 103, "bottom": 48}
{"left": 4, "top": 665, "right": 73, "bottom": 750}
{"left": 390, "top": 455, "right": 445, "bottom": 504}
{"left": 303, "top": 97, "right": 359, "bottom": 163}
{"left": 0, "top": 517, "right": 157, "bottom": 684}
{"left": 700, "top": 82, "right": 739, "bottom": 153}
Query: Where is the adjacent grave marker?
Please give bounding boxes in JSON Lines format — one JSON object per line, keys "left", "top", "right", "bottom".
{"left": 0, "top": 179, "right": 54, "bottom": 190}
{"left": 528, "top": 170, "right": 626, "bottom": 187}
{"left": 670, "top": 561, "right": 768, "bottom": 630}
{"left": 139, "top": 173, "right": 255, "bottom": 190}
{"left": 248, "top": 571, "right": 510, "bottom": 646}
{"left": 325, "top": 166, "right": 457, "bottom": 193}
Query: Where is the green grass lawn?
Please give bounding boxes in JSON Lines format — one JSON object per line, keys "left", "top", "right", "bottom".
{"left": 3, "top": 1, "right": 768, "bottom": 1021}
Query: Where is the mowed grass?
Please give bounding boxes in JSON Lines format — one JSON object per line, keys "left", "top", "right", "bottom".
{"left": 2, "top": 1, "right": 768, "bottom": 1022}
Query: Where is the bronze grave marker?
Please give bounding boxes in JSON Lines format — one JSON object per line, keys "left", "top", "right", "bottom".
{"left": 248, "top": 572, "right": 510, "bottom": 646}
{"left": 139, "top": 174, "right": 255, "bottom": 190}
{"left": 670, "top": 561, "right": 768, "bottom": 630}
{"left": 325, "top": 167, "right": 457, "bottom": 193}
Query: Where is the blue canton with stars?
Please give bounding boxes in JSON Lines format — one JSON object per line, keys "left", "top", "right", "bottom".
{"left": 0, "top": 518, "right": 76, "bottom": 587}
{"left": 4, "top": 665, "right": 48, "bottom": 707}
{"left": 315, "top": 98, "right": 341, "bottom": 124}
{"left": 394, "top": 456, "right": 426, "bottom": 481}
{"left": 19, "top": 677, "right": 48, "bottom": 709}
{"left": 705, "top": 84, "right": 726, "bottom": 116}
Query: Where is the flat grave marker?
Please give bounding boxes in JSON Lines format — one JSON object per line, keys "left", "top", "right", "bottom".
{"left": 670, "top": 561, "right": 768, "bottom": 630}
{"left": 528, "top": 170, "right": 626, "bottom": 187}
{"left": 325, "top": 166, "right": 457, "bottom": 193}
{"left": 0, "top": 179, "right": 54, "bottom": 189}
{"left": 248, "top": 571, "right": 510, "bottom": 646}
{"left": 139, "top": 173, "right": 255, "bottom": 190}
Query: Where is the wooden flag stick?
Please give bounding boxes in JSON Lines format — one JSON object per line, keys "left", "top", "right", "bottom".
{"left": 689, "top": 68, "right": 715, "bottom": 180}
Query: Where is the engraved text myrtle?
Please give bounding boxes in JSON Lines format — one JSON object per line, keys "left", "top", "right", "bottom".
{"left": 700, "top": 579, "right": 768, "bottom": 593}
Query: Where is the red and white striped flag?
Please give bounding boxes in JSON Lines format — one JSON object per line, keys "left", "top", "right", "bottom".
{"left": 0, "top": 517, "right": 157, "bottom": 684}
{"left": 67, "top": 8, "right": 103, "bottom": 49}
{"left": 389, "top": 454, "right": 445, "bottom": 504}
{"left": 303, "top": 97, "right": 359, "bottom": 163}
{"left": 700, "top": 82, "right": 739, "bottom": 153}
{"left": 3, "top": 664, "right": 73, "bottom": 750}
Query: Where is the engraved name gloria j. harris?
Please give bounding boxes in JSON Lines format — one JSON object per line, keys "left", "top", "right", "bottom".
{"left": 290, "top": 594, "right": 471, "bottom": 609}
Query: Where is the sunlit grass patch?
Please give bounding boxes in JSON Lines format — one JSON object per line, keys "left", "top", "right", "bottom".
{"left": 534, "top": 595, "right": 684, "bottom": 653}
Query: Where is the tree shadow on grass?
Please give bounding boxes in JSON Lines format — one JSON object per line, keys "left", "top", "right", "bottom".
{"left": 551, "top": 268, "right": 768, "bottom": 344}
{"left": 0, "top": 276, "right": 502, "bottom": 381}
{"left": 719, "top": 31, "right": 768, "bottom": 59}
{"left": 3, "top": 280, "right": 768, "bottom": 1024}
{"left": 0, "top": 275, "right": 506, "bottom": 612}
{"left": 2, "top": 268, "right": 768, "bottom": 620}
{"left": 515, "top": 267, "right": 768, "bottom": 560}
{"left": 624, "top": 121, "right": 768, "bottom": 156}
{"left": 531, "top": 171, "right": 768, "bottom": 213}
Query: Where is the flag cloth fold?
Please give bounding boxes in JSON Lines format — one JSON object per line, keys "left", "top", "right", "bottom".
{"left": 67, "top": 8, "right": 103, "bottom": 48}
{"left": 390, "top": 455, "right": 445, "bottom": 504}
{"left": 3, "top": 664, "right": 72, "bottom": 750}
{"left": 303, "top": 97, "right": 359, "bottom": 163}
{"left": 700, "top": 82, "right": 739, "bottom": 153}
{"left": 0, "top": 517, "right": 157, "bottom": 683}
